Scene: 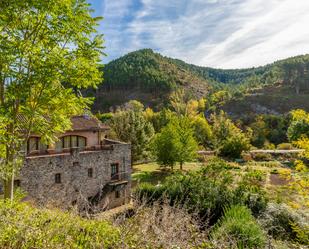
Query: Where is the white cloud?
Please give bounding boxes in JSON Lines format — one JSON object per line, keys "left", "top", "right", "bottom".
{"left": 97, "top": 0, "right": 309, "bottom": 68}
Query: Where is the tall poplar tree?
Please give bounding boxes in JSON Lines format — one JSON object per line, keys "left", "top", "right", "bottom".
{"left": 0, "top": 0, "right": 104, "bottom": 200}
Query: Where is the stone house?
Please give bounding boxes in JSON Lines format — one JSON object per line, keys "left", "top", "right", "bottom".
{"left": 14, "top": 115, "right": 131, "bottom": 210}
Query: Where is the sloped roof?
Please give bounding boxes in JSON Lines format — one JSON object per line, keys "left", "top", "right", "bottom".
{"left": 70, "top": 115, "right": 109, "bottom": 131}
{"left": 16, "top": 114, "right": 109, "bottom": 133}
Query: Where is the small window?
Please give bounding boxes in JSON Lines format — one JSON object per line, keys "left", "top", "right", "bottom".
{"left": 78, "top": 136, "right": 86, "bottom": 148}
{"left": 63, "top": 136, "right": 70, "bottom": 148}
{"left": 111, "top": 163, "right": 119, "bottom": 180}
{"left": 27, "top": 137, "right": 39, "bottom": 153}
{"left": 55, "top": 173, "right": 61, "bottom": 184}
{"left": 73, "top": 162, "right": 79, "bottom": 167}
{"left": 115, "top": 190, "right": 121, "bottom": 198}
{"left": 71, "top": 136, "right": 78, "bottom": 148}
{"left": 14, "top": 180, "right": 21, "bottom": 187}
{"left": 88, "top": 168, "right": 93, "bottom": 178}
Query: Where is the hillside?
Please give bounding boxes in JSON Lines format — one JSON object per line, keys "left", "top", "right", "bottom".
{"left": 91, "top": 49, "right": 211, "bottom": 111}
{"left": 222, "top": 84, "right": 309, "bottom": 118}
{"left": 90, "top": 49, "right": 309, "bottom": 113}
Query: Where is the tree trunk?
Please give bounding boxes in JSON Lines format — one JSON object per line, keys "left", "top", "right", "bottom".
{"left": 3, "top": 174, "right": 14, "bottom": 201}
{"left": 180, "top": 162, "right": 183, "bottom": 171}
{"left": 296, "top": 84, "right": 300, "bottom": 95}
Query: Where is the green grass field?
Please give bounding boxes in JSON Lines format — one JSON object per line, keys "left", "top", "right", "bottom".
{"left": 132, "top": 162, "right": 203, "bottom": 187}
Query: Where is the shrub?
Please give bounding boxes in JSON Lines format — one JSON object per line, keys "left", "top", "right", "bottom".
{"left": 248, "top": 161, "right": 282, "bottom": 168}
{"left": 271, "top": 169, "right": 279, "bottom": 174}
{"left": 117, "top": 201, "right": 206, "bottom": 248}
{"left": 134, "top": 159, "right": 235, "bottom": 225}
{"left": 294, "top": 160, "right": 307, "bottom": 172}
{"left": 219, "top": 133, "right": 251, "bottom": 159}
{"left": 0, "top": 200, "right": 119, "bottom": 248}
{"left": 277, "top": 143, "right": 294, "bottom": 150}
{"left": 211, "top": 205, "right": 266, "bottom": 249}
{"left": 134, "top": 182, "right": 166, "bottom": 203}
{"left": 234, "top": 170, "right": 268, "bottom": 216}
{"left": 264, "top": 141, "right": 276, "bottom": 150}
{"left": 135, "top": 158, "right": 268, "bottom": 225}
{"left": 211, "top": 111, "right": 251, "bottom": 159}
{"left": 96, "top": 112, "right": 113, "bottom": 123}
{"left": 242, "top": 152, "right": 253, "bottom": 162}
{"left": 253, "top": 152, "right": 273, "bottom": 161}
{"left": 259, "top": 203, "right": 309, "bottom": 244}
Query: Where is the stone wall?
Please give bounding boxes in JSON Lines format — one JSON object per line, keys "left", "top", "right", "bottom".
{"left": 19, "top": 143, "right": 131, "bottom": 209}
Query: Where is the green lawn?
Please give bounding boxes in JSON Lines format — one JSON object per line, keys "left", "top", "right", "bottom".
{"left": 132, "top": 162, "right": 203, "bottom": 187}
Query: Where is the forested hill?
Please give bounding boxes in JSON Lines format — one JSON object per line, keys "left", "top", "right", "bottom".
{"left": 90, "top": 49, "right": 309, "bottom": 112}
{"left": 168, "top": 58, "right": 270, "bottom": 85}
{"left": 91, "top": 49, "right": 211, "bottom": 111}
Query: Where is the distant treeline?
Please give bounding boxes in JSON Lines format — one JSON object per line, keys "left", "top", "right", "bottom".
{"left": 101, "top": 49, "right": 309, "bottom": 93}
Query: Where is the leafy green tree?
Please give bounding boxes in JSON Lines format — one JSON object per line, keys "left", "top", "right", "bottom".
{"left": 212, "top": 111, "right": 251, "bottom": 158}
{"left": 250, "top": 116, "right": 269, "bottom": 148}
{"left": 151, "top": 124, "right": 179, "bottom": 169}
{"left": 145, "top": 108, "right": 176, "bottom": 133}
{"left": 174, "top": 117, "right": 198, "bottom": 170}
{"left": 287, "top": 109, "right": 309, "bottom": 142}
{"left": 0, "top": 0, "right": 103, "bottom": 200}
{"left": 263, "top": 114, "right": 290, "bottom": 145}
{"left": 191, "top": 114, "right": 212, "bottom": 148}
{"left": 152, "top": 117, "right": 198, "bottom": 170}
{"left": 110, "top": 101, "right": 155, "bottom": 162}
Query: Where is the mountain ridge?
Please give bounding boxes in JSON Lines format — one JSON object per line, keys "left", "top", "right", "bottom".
{"left": 89, "top": 49, "right": 309, "bottom": 113}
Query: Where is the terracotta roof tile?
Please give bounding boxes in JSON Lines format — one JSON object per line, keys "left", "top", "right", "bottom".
{"left": 16, "top": 114, "right": 109, "bottom": 132}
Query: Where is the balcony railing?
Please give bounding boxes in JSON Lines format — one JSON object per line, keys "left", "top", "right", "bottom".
{"left": 26, "top": 145, "right": 115, "bottom": 157}
{"left": 110, "top": 171, "right": 129, "bottom": 182}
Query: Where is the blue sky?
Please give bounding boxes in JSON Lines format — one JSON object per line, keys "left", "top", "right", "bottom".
{"left": 88, "top": 0, "right": 309, "bottom": 69}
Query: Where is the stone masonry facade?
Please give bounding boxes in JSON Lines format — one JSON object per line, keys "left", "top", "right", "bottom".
{"left": 1, "top": 115, "right": 132, "bottom": 210}
{"left": 20, "top": 142, "right": 131, "bottom": 209}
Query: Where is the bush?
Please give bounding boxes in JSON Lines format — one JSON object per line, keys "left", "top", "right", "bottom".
{"left": 0, "top": 200, "right": 119, "bottom": 248}
{"left": 277, "top": 143, "right": 294, "bottom": 150}
{"left": 259, "top": 203, "right": 309, "bottom": 244}
{"left": 134, "top": 182, "right": 166, "bottom": 203}
{"left": 96, "top": 112, "right": 113, "bottom": 123}
{"left": 211, "top": 111, "right": 251, "bottom": 159}
{"left": 135, "top": 158, "right": 268, "bottom": 225}
{"left": 264, "top": 141, "right": 276, "bottom": 150}
{"left": 234, "top": 170, "right": 268, "bottom": 216}
{"left": 248, "top": 161, "right": 282, "bottom": 168}
{"left": 118, "top": 202, "right": 206, "bottom": 248}
{"left": 253, "top": 152, "right": 273, "bottom": 161}
{"left": 211, "top": 205, "right": 266, "bottom": 248}
{"left": 135, "top": 159, "right": 235, "bottom": 225}
{"left": 219, "top": 133, "right": 251, "bottom": 159}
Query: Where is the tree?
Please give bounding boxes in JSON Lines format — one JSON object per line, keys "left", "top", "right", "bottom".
{"left": 211, "top": 111, "right": 251, "bottom": 158}
{"left": 175, "top": 117, "right": 198, "bottom": 170}
{"left": 0, "top": 0, "right": 103, "bottom": 200}
{"left": 250, "top": 116, "right": 269, "bottom": 148}
{"left": 152, "top": 117, "right": 198, "bottom": 170}
{"left": 287, "top": 109, "right": 309, "bottom": 142}
{"left": 191, "top": 114, "right": 212, "bottom": 148}
{"left": 145, "top": 108, "right": 176, "bottom": 133}
{"left": 151, "top": 124, "right": 179, "bottom": 169}
{"left": 110, "top": 101, "right": 155, "bottom": 162}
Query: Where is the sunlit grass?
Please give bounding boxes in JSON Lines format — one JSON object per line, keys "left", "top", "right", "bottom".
{"left": 132, "top": 162, "right": 203, "bottom": 186}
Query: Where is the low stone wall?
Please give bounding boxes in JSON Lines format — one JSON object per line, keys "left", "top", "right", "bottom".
{"left": 19, "top": 143, "right": 131, "bottom": 209}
